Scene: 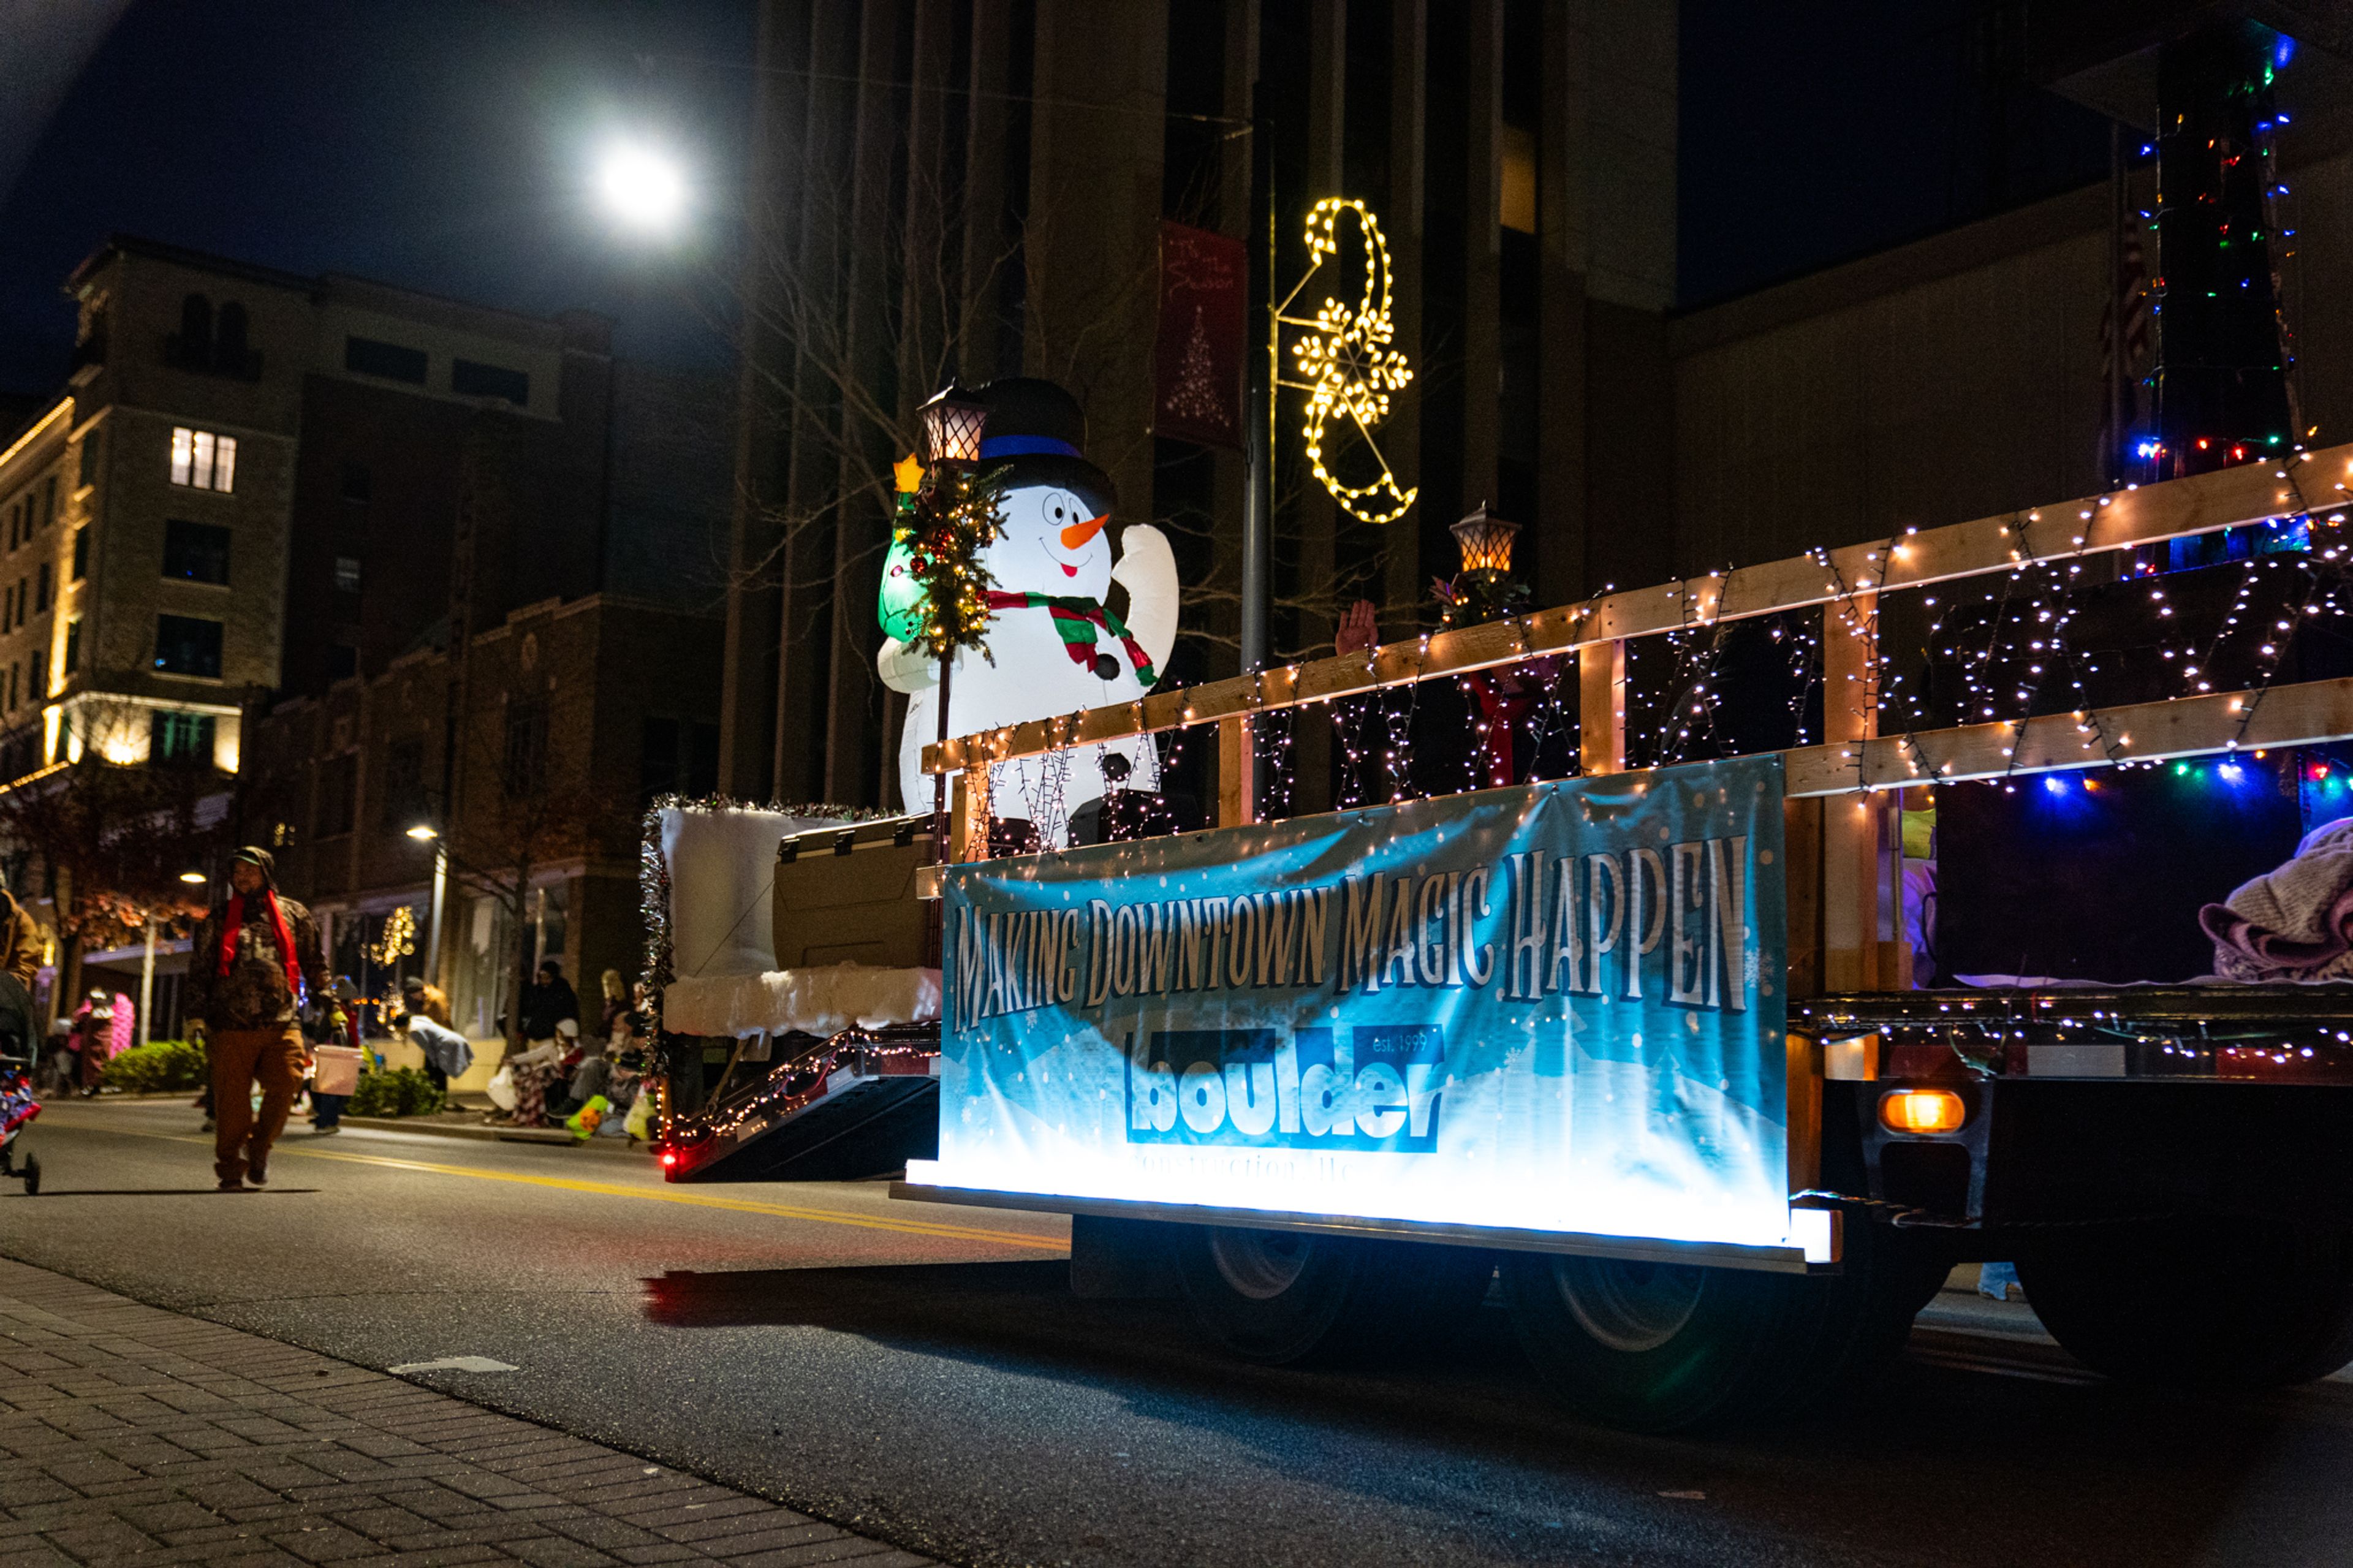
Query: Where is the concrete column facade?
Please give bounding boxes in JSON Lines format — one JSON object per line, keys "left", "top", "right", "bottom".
{"left": 818, "top": 0, "right": 902, "bottom": 806}
{"left": 1381, "top": 0, "right": 1427, "bottom": 635}
{"left": 716, "top": 0, "right": 808, "bottom": 801}
{"left": 1025, "top": 0, "right": 1170, "bottom": 539}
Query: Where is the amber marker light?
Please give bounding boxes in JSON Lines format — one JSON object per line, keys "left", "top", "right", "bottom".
{"left": 1879, "top": 1087, "right": 1968, "bottom": 1135}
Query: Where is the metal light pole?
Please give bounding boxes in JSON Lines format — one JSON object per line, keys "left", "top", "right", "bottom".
{"left": 1240, "top": 85, "right": 1275, "bottom": 677}
{"left": 137, "top": 918, "right": 155, "bottom": 1048}
{"left": 427, "top": 846, "right": 447, "bottom": 990}
{"left": 916, "top": 383, "right": 990, "bottom": 855}
{"left": 409, "top": 823, "right": 447, "bottom": 991}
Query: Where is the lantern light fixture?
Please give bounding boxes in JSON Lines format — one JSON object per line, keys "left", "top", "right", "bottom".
{"left": 920, "top": 381, "right": 989, "bottom": 470}
{"left": 1451, "top": 504, "right": 1520, "bottom": 575}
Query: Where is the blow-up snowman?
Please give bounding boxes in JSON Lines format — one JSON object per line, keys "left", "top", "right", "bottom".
{"left": 877, "top": 377, "right": 1178, "bottom": 840}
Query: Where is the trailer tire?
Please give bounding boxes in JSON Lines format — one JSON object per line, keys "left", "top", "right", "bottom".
{"left": 2018, "top": 1222, "right": 2353, "bottom": 1388}
{"left": 1502, "top": 1224, "right": 1936, "bottom": 1433}
{"left": 1174, "top": 1227, "right": 1492, "bottom": 1366}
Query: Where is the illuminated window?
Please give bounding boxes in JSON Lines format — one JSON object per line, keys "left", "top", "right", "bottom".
{"left": 1501, "top": 125, "right": 1537, "bottom": 235}
{"left": 169, "top": 426, "right": 237, "bottom": 492}
{"left": 333, "top": 555, "right": 362, "bottom": 594}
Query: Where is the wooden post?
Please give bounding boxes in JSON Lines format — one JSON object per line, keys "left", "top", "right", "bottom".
{"left": 1818, "top": 594, "right": 1910, "bottom": 992}
{"left": 1786, "top": 1028, "right": 1822, "bottom": 1195}
{"left": 1577, "top": 640, "right": 1625, "bottom": 775}
{"left": 950, "top": 763, "right": 990, "bottom": 863}
{"left": 1218, "top": 715, "right": 1256, "bottom": 828}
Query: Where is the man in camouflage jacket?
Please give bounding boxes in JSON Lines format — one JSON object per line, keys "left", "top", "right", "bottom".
{"left": 185, "top": 846, "right": 335, "bottom": 1189}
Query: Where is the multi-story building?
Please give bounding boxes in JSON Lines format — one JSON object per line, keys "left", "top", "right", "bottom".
{"left": 719, "top": 0, "right": 1681, "bottom": 812}
{"left": 0, "top": 235, "right": 730, "bottom": 1039}
{"left": 719, "top": 1, "right": 2353, "bottom": 824}
{"left": 240, "top": 591, "right": 723, "bottom": 1045}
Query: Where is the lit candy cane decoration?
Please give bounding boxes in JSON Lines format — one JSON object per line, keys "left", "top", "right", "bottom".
{"left": 1279, "top": 197, "right": 1417, "bottom": 526}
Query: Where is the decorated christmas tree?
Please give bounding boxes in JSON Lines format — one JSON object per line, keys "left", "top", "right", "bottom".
{"left": 1162, "top": 305, "right": 1230, "bottom": 434}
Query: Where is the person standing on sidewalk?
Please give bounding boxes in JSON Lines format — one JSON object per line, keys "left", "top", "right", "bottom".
{"left": 397, "top": 975, "right": 455, "bottom": 1095}
{"left": 184, "top": 847, "right": 336, "bottom": 1191}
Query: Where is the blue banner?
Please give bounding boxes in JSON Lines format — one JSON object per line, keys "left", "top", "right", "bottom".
{"left": 916, "top": 757, "right": 1797, "bottom": 1250}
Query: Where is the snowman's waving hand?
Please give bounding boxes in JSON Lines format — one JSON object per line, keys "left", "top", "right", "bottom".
{"left": 1110, "top": 524, "right": 1178, "bottom": 687}
{"left": 876, "top": 636, "right": 939, "bottom": 694}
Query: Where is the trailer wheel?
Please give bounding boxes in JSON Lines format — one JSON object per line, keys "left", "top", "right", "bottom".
{"left": 2018, "top": 1222, "right": 2353, "bottom": 1388}
{"left": 1174, "top": 1227, "right": 1491, "bottom": 1365}
{"left": 20, "top": 1153, "right": 37, "bottom": 1196}
{"left": 1502, "top": 1224, "right": 1936, "bottom": 1433}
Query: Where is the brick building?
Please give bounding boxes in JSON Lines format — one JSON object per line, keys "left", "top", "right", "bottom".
{"left": 241, "top": 593, "right": 722, "bottom": 1043}
{"left": 0, "top": 236, "right": 729, "bottom": 1041}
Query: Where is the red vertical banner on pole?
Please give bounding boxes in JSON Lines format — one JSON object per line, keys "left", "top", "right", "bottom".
{"left": 1153, "top": 221, "right": 1247, "bottom": 450}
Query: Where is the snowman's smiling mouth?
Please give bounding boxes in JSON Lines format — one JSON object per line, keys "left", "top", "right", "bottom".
{"left": 1059, "top": 562, "right": 1078, "bottom": 578}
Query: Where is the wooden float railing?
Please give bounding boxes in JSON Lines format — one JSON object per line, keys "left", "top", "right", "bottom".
{"left": 928, "top": 443, "right": 2353, "bottom": 994}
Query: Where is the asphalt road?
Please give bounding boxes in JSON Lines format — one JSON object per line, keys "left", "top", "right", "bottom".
{"left": 9, "top": 1100, "right": 2353, "bottom": 1568}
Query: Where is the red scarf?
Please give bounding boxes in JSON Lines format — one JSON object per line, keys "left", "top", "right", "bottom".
{"left": 220, "top": 890, "right": 302, "bottom": 1000}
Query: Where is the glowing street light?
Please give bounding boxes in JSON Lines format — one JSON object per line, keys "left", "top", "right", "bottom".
{"left": 178, "top": 869, "right": 206, "bottom": 884}
{"left": 597, "top": 143, "right": 688, "bottom": 234}
{"left": 406, "top": 823, "right": 438, "bottom": 841}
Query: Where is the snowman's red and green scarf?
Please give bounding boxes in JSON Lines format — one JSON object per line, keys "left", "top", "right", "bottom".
{"left": 983, "top": 591, "right": 1156, "bottom": 686}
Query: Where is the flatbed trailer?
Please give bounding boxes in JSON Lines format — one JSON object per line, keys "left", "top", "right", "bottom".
{"left": 871, "top": 445, "right": 2353, "bottom": 1430}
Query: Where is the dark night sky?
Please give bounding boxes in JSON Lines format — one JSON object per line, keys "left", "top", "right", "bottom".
{"left": 0, "top": 1, "right": 2114, "bottom": 401}
{"left": 0, "top": 0, "right": 755, "bottom": 395}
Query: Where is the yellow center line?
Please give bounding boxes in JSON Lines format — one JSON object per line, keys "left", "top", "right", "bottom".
{"left": 45, "top": 1115, "right": 1067, "bottom": 1252}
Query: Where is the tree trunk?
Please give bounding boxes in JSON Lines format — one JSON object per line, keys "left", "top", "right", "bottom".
{"left": 51, "top": 863, "right": 80, "bottom": 1034}
{"left": 506, "top": 865, "right": 532, "bottom": 1058}
{"left": 55, "top": 930, "right": 82, "bottom": 1039}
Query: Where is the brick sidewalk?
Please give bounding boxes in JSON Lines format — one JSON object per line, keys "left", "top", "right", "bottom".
{"left": 0, "top": 1259, "right": 931, "bottom": 1568}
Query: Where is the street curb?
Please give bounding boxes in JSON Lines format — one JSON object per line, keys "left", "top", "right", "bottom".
{"left": 327, "top": 1115, "right": 654, "bottom": 1157}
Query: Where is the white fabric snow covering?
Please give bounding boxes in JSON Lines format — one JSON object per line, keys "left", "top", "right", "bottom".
{"left": 660, "top": 964, "right": 941, "bottom": 1039}
{"left": 659, "top": 806, "right": 843, "bottom": 979}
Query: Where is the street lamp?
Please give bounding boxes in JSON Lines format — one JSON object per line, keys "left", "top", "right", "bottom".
{"left": 177, "top": 869, "right": 206, "bottom": 884}
{"left": 408, "top": 820, "right": 447, "bottom": 993}
{"left": 596, "top": 142, "right": 688, "bottom": 235}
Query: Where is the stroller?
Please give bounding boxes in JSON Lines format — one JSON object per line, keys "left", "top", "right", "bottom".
{"left": 0, "top": 972, "right": 39, "bottom": 1194}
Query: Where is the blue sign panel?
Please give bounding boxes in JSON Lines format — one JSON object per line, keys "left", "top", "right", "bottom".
{"left": 915, "top": 757, "right": 1797, "bottom": 1251}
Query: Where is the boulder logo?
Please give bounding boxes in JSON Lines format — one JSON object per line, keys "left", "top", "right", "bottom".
{"left": 1126, "top": 1026, "right": 1444, "bottom": 1153}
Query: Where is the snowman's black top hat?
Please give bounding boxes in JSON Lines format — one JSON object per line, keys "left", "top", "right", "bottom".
{"left": 976, "top": 377, "right": 1116, "bottom": 518}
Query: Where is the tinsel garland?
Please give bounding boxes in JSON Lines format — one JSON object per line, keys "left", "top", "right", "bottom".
{"left": 636, "top": 793, "right": 921, "bottom": 1150}
{"left": 634, "top": 793, "right": 906, "bottom": 1040}
{"left": 901, "top": 464, "right": 1010, "bottom": 659}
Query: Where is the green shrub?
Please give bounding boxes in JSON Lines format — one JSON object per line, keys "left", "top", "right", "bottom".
{"left": 348, "top": 1066, "right": 445, "bottom": 1118}
{"left": 101, "top": 1039, "right": 208, "bottom": 1094}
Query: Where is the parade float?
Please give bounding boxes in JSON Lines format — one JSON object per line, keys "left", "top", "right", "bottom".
{"left": 644, "top": 18, "right": 2353, "bottom": 1429}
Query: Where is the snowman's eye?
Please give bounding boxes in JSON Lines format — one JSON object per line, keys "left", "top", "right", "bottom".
{"left": 1052, "top": 507, "right": 1064, "bottom": 519}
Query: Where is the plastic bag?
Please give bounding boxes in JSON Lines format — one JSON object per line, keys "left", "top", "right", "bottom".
{"left": 564, "top": 1095, "right": 608, "bottom": 1141}
{"left": 624, "top": 1086, "right": 656, "bottom": 1141}
{"left": 485, "top": 1062, "right": 517, "bottom": 1112}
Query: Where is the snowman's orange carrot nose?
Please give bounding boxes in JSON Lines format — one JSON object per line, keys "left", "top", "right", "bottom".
{"left": 1059, "top": 513, "right": 1108, "bottom": 550}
